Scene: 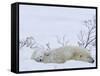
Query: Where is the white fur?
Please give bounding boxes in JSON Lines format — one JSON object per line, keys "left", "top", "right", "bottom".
{"left": 31, "top": 46, "right": 94, "bottom": 63}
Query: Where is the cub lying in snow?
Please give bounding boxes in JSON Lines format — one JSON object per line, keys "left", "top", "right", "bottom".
{"left": 31, "top": 46, "right": 94, "bottom": 63}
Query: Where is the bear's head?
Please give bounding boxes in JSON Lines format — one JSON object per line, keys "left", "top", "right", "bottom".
{"left": 31, "top": 50, "right": 50, "bottom": 62}
{"left": 72, "top": 48, "right": 94, "bottom": 63}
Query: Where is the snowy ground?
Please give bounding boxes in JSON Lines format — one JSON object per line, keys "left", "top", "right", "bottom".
{"left": 19, "top": 47, "right": 96, "bottom": 71}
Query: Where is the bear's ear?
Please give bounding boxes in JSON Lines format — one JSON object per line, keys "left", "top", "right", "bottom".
{"left": 44, "top": 51, "right": 50, "bottom": 56}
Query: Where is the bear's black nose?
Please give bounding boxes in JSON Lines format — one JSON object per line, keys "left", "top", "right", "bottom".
{"left": 35, "top": 59, "right": 43, "bottom": 62}
{"left": 89, "top": 58, "right": 94, "bottom": 63}
{"left": 91, "top": 59, "right": 94, "bottom": 63}
{"left": 39, "top": 59, "right": 42, "bottom": 62}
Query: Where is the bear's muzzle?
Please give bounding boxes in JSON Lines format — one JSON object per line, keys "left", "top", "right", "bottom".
{"left": 88, "top": 57, "right": 94, "bottom": 63}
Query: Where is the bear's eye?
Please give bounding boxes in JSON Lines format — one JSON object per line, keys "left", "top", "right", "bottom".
{"left": 44, "top": 53, "right": 50, "bottom": 56}
{"left": 79, "top": 55, "right": 83, "bottom": 58}
{"left": 40, "top": 56, "right": 43, "bottom": 57}
{"left": 45, "top": 54, "right": 49, "bottom": 56}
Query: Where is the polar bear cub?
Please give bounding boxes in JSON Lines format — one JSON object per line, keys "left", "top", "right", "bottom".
{"left": 31, "top": 46, "right": 94, "bottom": 63}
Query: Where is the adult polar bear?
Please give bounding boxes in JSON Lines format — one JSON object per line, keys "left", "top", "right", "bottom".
{"left": 31, "top": 46, "right": 94, "bottom": 63}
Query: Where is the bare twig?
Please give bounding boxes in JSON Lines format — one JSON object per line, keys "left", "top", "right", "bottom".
{"left": 46, "top": 42, "right": 51, "bottom": 50}
{"left": 85, "top": 37, "right": 95, "bottom": 48}
{"left": 19, "top": 36, "right": 39, "bottom": 49}
{"left": 19, "top": 40, "right": 26, "bottom": 49}
{"left": 77, "top": 17, "right": 96, "bottom": 48}
{"left": 56, "top": 35, "right": 69, "bottom": 47}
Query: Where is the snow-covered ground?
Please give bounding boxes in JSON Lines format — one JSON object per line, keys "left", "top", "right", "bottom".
{"left": 19, "top": 47, "right": 96, "bottom": 71}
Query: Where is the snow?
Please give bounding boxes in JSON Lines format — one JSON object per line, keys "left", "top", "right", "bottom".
{"left": 19, "top": 5, "right": 96, "bottom": 71}
{"left": 19, "top": 47, "right": 96, "bottom": 71}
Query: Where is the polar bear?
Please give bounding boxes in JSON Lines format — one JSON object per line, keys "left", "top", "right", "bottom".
{"left": 31, "top": 46, "right": 94, "bottom": 63}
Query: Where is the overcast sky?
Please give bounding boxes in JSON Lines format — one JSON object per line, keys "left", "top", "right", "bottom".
{"left": 19, "top": 5, "right": 96, "bottom": 48}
